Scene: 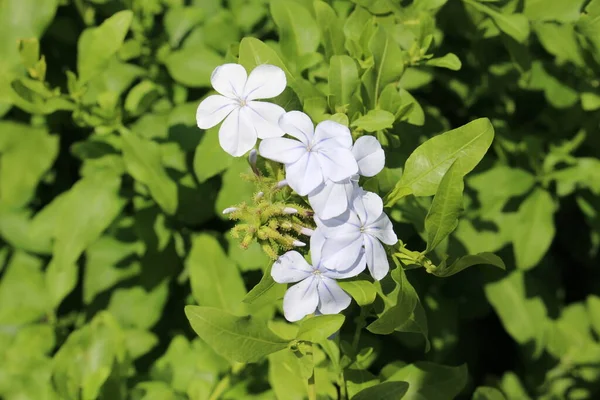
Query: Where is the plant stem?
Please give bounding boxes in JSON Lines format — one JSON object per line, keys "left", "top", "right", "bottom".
{"left": 208, "top": 362, "right": 245, "bottom": 400}
{"left": 352, "top": 307, "right": 368, "bottom": 352}
{"left": 308, "top": 343, "right": 317, "bottom": 400}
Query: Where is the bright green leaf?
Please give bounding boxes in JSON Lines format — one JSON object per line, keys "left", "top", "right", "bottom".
{"left": 185, "top": 305, "right": 290, "bottom": 363}
{"left": 425, "top": 161, "right": 465, "bottom": 252}
{"left": 352, "top": 381, "right": 409, "bottom": 400}
{"left": 387, "top": 362, "right": 468, "bottom": 400}
{"left": 425, "top": 53, "right": 462, "bottom": 70}
{"left": 296, "top": 315, "right": 345, "bottom": 343}
{"left": 473, "top": 386, "right": 506, "bottom": 400}
{"left": 351, "top": 109, "right": 395, "bottom": 132}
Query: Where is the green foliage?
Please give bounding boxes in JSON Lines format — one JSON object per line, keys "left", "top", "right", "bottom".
{"left": 2, "top": 0, "right": 600, "bottom": 399}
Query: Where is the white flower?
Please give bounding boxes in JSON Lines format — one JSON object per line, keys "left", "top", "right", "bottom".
{"left": 196, "top": 63, "right": 287, "bottom": 157}
{"left": 271, "top": 230, "right": 363, "bottom": 322}
{"left": 317, "top": 188, "right": 397, "bottom": 281}
{"left": 259, "top": 111, "right": 358, "bottom": 196}
{"left": 308, "top": 135, "right": 385, "bottom": 220}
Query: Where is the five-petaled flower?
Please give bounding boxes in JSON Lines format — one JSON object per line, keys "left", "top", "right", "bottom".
{"left": 259, "top": 111, "right": 359, "bottom": 196}
{"left": 308, "top": 135, "right": 385, "bottom": 220}
{"left": 318, "top": 188, "right": 398, "bottom": 281}
{"left": 196, "top": 63, "right": 287, "bottom": 157}
{"left": 271, "top": 230, "right": 363, "bottom": 322}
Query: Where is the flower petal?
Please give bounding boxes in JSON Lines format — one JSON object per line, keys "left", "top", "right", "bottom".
{"left": 279, "top": 111, "right": 314, "bottom": 145}
{"left": 286, "top": 153, "right": 323, "bottom": 196}
{"left": 352, "top": 136, "right": 385, "bottom": 177}
{"left": 218, "top": 108, "right": 257, "bottom": 157}
{"left": 322, "top": 250, "right": 366, "bottom": 279}
{"left": 364, "top": 235, "right": 390, "bottom": 280}
{"left": 316, "top": 210, "right": 362, "bottom": 237}
{"left": 317, "top": 277, "right": 352, "bottom": 315}
{"left": 309, "top": 229, "right": 327, "bottom": 267}
{"left": 196, "top": 95, "right": 238, "bottom": 129}
{"left": 259, "top": 137, "right": 306, "bottom": 164}
{"left": 211, "top": 63, "right": 247, "bottom": 99}
{"left": 352, "top": 189, "right": 384, "bottom": 226}
{"left": 316, "top": 147, "right": 359, "bottom": 182}
{"left": 308, "top": 179, "right": 355, "bottom": 220}
{"left": 313, "top": 120, "right": 353, "bottom": 149}
{"left": 367, "top": 213, "right": 398, "bottom": 245}
{"left": 283, "top": 277, "right": 319, "bottom": 322}
{"left": 321, "top": 233, "right": 364, "bottom": 271}
{"left": 243, "top": 64, "right": 287, "bottom": 100}
{"left": 245, "top": 101, "right": 286, "bottom": 138}
{"left": 271, "top": 251, "right": 314, "bottom": 283}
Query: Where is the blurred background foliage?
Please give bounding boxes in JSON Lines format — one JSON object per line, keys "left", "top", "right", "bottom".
{"left": 0, "top": 0, "right": 599, "bottom": 399}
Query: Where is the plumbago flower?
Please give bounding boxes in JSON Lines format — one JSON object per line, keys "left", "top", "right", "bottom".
{"left": 318, "top": 188, "right": 398, "bottom": 281}
{"left": 196, "top": 63, "right": 286, "bottom": 157}
{"left": 259, "top": 111, "right": 358, "bottom": 196}
{"left": 308, "top": 135, "right": 385, "bottom": 220}
{"left": 271, "top": 230, "right": 364, "bottom": 322}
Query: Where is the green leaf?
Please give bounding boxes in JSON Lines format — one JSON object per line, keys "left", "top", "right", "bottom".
{"left": 108, "top": 284, "right": 169, "bottom": 330}
{"left": 77, "top": 10, "right": 133, "bottom": 83}
{"left": 352, "top": 381, "right": 409, "bottom": 400}
{"left": 387, "top": 362, "right": 468, "bottom": 400}
{"left": 338, "top": 279, "right": 377, "bottom": 306}
{"left": 164, "top": 7, "right": 204, "bottom": 47}
{"left": 185, "top": 305, "right": 290, "bottom": 363}
{"left": 534, "top": 22, "right": 584, "bottom": 66}
{"left": 431, "top": 252, "right": 505, "bottom": 278}
{"left": 587, "top": 295, "right": 600, "bottom": 337}
{"left": 0, "top": 121, "right": 59, "bottom": 209}
{"left": 243, "top": 265, "right": 286, "bottom": 307}
{"left": 329, "top": 55, "right": 359, "bottom": 110}
{"left": 268, "top": 350, "right": 308, "bottom": 400}
{"left": 395, "top": 297, "right": 430, "bottom": 352}
{"left": 513, "top": 188, "right": 556, "bottom": 270}
{"left": 425, "top": 53, "right": 462, "bottom": 70}
{"left": 464, "top": 0, "right": 530, "bottom": 43}
{"left": 500, "top": 372, "right": 531, "bottom": 400}
{"left": 473, "top": 386, "right": 506, "bottom": 400}
{"left": 314, "top": 1, "right": 346, "bottom": 59}
{"left": 215, "top": 157, "right": 256, "bottom": 218}
{"left": 581, "top": 92, "right": 600, "bottom": 111}
{"left": 523, "top": 0, "right": 586, "bottom": 23}
{"left": 52, "top": 312, "right": 128, "bottom": 400}
{"left": 379, "top": 85, "right": 424, "bottom": 126}
{"left": 296, "top": 315, "right": 345, "bottom": 342}
{"left": 387, "top": 118, "right": 494, "bottom": 205}
{"left": 187, "top": 234, "right": 247, "bottom": 314}
{"left": 47, "top": 172, "right": 125, "bottom": 308}
{"left": 351, "top": 109, "right": 395, "bottom": 132}
{"left": 164, "top": 46, "right": 223, "bottom": 88}
{"left": 425, "top": 162, "right": 464, "bottom": 252}
{"left": 124, "top": 80, "right": 161, "bottom": 117}
{"left": 269, "top": 0, "right": 320, "bottom": 62}
{"left": 363, "top": 26, "right": 405, "bottom": 105}
{"left": 193, "top": 126, "right": 233, "bottom": 183}
{"left": 121, "top": 129, "right": 178, "bottom": 215}
{"left": 485, "top": 271, "right": 547, "bottom": 356}
{"left": 368, "top": 268, "right": 418, "bottom": 335}
{"left": 0, "top": 251, "right": 50, "bottom": 325}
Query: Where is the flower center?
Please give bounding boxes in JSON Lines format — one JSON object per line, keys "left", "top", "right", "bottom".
{"left": 238, "top": 98, "right": 248, "bottom": 107}
{"left": 360, "top": 225, "right": 366, "bottom": 233}
{"left": 312, "top": 268, "right": 321, "bottom": 276}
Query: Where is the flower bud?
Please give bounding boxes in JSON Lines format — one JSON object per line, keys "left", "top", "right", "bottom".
{"left": 222, "top": 207, "right": 239, "bottom": 215}
{"left": 248, "top": 149, "right": 259, "bottom": 175}
{"left": 292, "top": 240, "right": 306, "bottom": 247}
{"left": 300, "top": 227, "right": 314, "bottom": 236}
{"left": 276, "top": 179, "right": 288, "bottom": 188}
{"left": 283, "top": 207, "right": 298, "bottom": 214}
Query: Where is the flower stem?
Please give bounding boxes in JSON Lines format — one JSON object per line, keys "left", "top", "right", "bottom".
{"left": 308, "top": 343, "right": 317, "bottom": 400}
{"left": 208, "top": 362, "right": 245, "bottom": 400}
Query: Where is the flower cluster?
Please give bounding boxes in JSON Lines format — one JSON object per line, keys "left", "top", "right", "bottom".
{"left": 197, "top": 64, "right": 397, "bottom": 322}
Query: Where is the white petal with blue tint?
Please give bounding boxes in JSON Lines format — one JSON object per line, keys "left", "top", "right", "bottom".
{"left": 196, "top": 95, "right": 238, "bottom": 129}
{"left": 317, "top": 277, "right": 352, "bottom": 315}
{"left": 283, "top": 276, "right": 319, "bottom": 322}
{"left": 259, "top": 137, "right": 306, "bottom": 164}
{"left": 285, "top": 152, "right": 324, "bottom": 196}
{"left": 243, "top": 64, "right": 287, "bottom": 101}
{"left": 352, "top": 135, "right": 385, "bottom": 177}
{"left": 313, "top": 120, "right": 353, "bottom": 149}
{"left": 245, "top": 101, "right": 286, "bottom": 139}
{"left": 364, "top": 235, "right": 390, "bottom": 280}
{"left": 210, "top": 63, "right": 247, "bottom": 99}
{"left": 308, "top": 178, "right": 355, "bottom": 220}
{"left": 271, "top": 251, "right": 313, "bottom": 283}
{"left": 218, "top": 108, "right": 257, "bottom": 157}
